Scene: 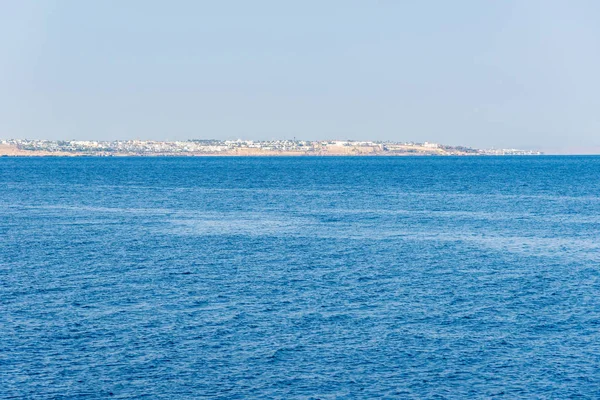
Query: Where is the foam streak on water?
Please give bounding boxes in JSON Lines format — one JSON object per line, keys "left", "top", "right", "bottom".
{"left": 1, "top": 156, "right": 600, "bottom": 398}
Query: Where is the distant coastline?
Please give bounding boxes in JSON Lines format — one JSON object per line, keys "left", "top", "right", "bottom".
{"left": 0, "top": 139, "right": 542, "bottom": 157}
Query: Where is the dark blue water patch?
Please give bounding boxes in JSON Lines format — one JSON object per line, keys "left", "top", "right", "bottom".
{"left": 1, "top": 156, "right": 600, "bottom": 398}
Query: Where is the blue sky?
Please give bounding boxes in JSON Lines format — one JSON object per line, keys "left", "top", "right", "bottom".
{"left": 1, "top": 1, "right": 599, "bottom": 150}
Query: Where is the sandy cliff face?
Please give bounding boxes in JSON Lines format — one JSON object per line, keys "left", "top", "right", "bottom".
{"left": 0, "top": 144, "right": 76, "bottom": 156}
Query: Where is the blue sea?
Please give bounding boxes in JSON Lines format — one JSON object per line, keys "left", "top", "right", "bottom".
{"left": 1, "top": 156, "right": 600, "bottom": 398}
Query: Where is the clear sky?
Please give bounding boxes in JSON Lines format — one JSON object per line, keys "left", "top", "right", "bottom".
{"left": 1, "top": 1, "right": 599, "bottom": 151}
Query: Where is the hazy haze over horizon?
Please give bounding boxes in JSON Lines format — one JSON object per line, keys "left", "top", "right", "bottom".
{"left": 1, "top": 1, "right": 599, "bottom": 151}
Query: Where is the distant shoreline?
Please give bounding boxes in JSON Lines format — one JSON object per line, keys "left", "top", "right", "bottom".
{"left": 0, "top": 142, "right": 543, "bottom": 157}
{"left": 0, "top": 151, "right": 547, "bottom": 157}
{"left": 0, "top": 152, "right": 560, "bottom": 157}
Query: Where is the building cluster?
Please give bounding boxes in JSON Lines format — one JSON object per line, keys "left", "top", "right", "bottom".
{"left": 478, "top": 148, "right": 543, "bottom": 155}
{"left": 0, "top": 138, "right": 542, "bottom": 156}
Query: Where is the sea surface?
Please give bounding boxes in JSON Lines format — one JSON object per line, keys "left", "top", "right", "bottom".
{"left": 1, "top": 156, "right": 600, "bottom": 399}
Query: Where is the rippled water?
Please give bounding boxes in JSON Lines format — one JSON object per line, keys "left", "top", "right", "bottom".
{"left": 2, "top": 156, "right": 600, "bottom": 398}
